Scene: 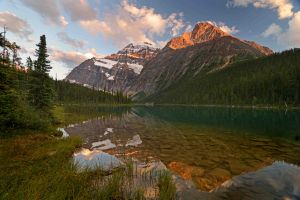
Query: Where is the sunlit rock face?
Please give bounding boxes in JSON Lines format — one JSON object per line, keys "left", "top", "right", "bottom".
{"left": 167, "top": 22, "right": 229, "bottom": 50}
{"left": 65, "top": 42, "right": 159, "bottom": 93}
{"left": 166, "top": 22, "right": 273, "bottom": 54}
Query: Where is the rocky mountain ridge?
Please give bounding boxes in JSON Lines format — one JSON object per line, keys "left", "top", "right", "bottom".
{"left": 130, "top": 22, "right": 273, "bottom": 96}
{"left": 65, "top": 22, "right": 273, "bottom": 97}
{"left": 65, "top": 42, "right": 159, "bottom": 92}
{"left": 166, "top": 22, "right": 272, "bottom": 54}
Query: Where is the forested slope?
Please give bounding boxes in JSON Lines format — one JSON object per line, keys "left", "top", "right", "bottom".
{"left": 144, "top": 49, "right": 300, "bottom": 106}
{"left": 55, "top": 80, "right": 130, "bottom": 104}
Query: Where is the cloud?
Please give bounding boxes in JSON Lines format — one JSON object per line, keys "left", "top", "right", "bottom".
{"left": 49, "top": 48, "right": 104, "bottom": 67}
{"left": 227, "top": 0, "right": 294, "bottom": 19}
{"left": 122, "top": 0, "right": 166, "bottom": 35}
{"left": 156, "top": 40, "right": 168, "bottom": 48}
{"left": 206, "top": 21, "right": 240, "bottom": 35}
{"left": 167, "top": 13, "right": 185, "bottom": 36}
{"left": 283, "top": 11, "right": 300, "bottom": 46}
{"left": 19, "top": 46, "right": 34, "bottom": 55}
{"left": 79, "top": 19, "right": 112, "bottom": 36}
{"left": 79, "top": 0, "right": 189, "bottom": 47}
{"left": 62, "top": 0, "right": 97, "bottom": 21}
{"left": 262, "top": 23, "right": 282, "bottom": 37}
{"left": 59, "top": 16, "right": 69, "bottom": 27}
{"left": 19, "top": 0, "right": 67, "bottom": 27}
{"left": 0, "top": 11, "right": 33, "bottom": 39}
{"left": 50, "top": 48, "right": 87, "bottom": 67}
{"left": 57, "top": 32, "right": 86, "bottom": 49}
{"left": 84, "top": 48, "right": 104, "bottom": 58}
{"left": 218, "top": 22, "right": 240, "bottom": 34}
{"left": 262, "top": 12, "right": 300, "bottom": 47}
{"left": 185, "top": 24, "right": 193, "bottom": 32}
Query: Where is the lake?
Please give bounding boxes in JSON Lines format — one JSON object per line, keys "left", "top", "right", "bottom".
{"left": 61, "top": 105, "right": 300, "bottom": 198}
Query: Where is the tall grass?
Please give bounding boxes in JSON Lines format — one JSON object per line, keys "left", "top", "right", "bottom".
{"left": 0, "top": 132, "right": 176, "bottom": 199}
{"left": 158, "top": 172, "right": 177, "bottom": 200}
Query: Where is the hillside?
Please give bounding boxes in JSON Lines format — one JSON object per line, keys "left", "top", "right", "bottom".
{"left": 65, "top": 42, "right": 159, "bottom": 93}
{"left": 143, "top": 49, "right": 300, "bottom": 106}
{"left": 130, "top": 22, "right": 273, "bottom": 95}
{"left": 56, "top": 80, "right": 130, "bottom": 104}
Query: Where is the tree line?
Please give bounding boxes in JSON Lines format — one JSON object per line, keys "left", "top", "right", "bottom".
{"left": 0, "top": 34, "right": 130, "bottom": 132}
{"left": 55, "top": 80, "right": 130, "bottom": 104}
{"left": 146, "top": 49, "right": 300, "bottom": 107}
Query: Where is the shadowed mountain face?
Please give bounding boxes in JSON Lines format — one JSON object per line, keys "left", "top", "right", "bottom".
{"left": 65, "top": 43, "right": 159, "bottom": 92}
{"left": 130, "top": 22, "right": 273, "bottom": 96}
{"left": 65, "top": 22, "right": 273, "bottom": 96}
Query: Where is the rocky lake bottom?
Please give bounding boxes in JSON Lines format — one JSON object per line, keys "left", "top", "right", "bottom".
{"left": 59, "top": 105, "right": 300, "bottom": 199}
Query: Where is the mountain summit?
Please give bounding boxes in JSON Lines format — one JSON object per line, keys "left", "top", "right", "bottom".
{"left": 166, "top": 22, "right": 272, "bottom": 55}
{"left": 65, "top": 22, "right": 273, "bottom": 97}
{"left": 65, "top": 42, "right": 159, "bottom": 92}
{"left": 130, "top": 22, "right": 273, "bottom": 95}
{"left": 167, "top": 22, "right": 229, "bottom": 49}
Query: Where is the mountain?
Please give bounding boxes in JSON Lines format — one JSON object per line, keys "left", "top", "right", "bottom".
{"left": 65, "top": 42, "right": 159, "bottom": 93}
{"left": 130, "top": 22, "right": 273, "bottom": 96}
{"left": 144, "top": 49, "right": 300, "bottom": 106}
{"left": 65, "top": 22, "right": 273, "bottom": 100}
{"left": 166, "top": 22, "right": 229, "bottom": 50}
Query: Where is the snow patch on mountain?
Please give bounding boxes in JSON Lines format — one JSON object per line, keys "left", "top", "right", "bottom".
{"left": 94, "top": 58, "right": 144, "bottom": 75}
{"left": 94, "top": 58, "right": 117, "bottom": 69}
{"left": 108, "top": 76, "right": 115, "bottom": 80}
{"left": 128, "top": 63, "right": 143, "bottom": 74}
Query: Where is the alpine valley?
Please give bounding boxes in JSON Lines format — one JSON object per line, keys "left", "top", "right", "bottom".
{"left": 65, "top": 22, "right": 300, "bottom": 106}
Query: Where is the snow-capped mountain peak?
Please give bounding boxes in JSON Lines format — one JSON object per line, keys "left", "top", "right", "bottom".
{"left": 65, "top": 42, "right": 160, "bottom": 92}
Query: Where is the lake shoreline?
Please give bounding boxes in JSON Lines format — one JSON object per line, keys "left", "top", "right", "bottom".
{"left": 56, "top": 102, "right": 300, "bottom": 110}
{"left": 134, "top": 103, "right": 300, "bottom": 110}
{"left": 0, "top": 105, "right": 176, "bottom": 200}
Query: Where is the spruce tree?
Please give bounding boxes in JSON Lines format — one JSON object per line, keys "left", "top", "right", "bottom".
{"left": 29, "top": 35, "right": 54, "bottom": 112}
{"left": 35, "top": 35, "right": 51, "bottom": 73}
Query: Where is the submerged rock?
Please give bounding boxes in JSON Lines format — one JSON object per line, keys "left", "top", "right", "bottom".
{"left": 126, "top": 135, "right": 142, "bottom": 147}
{"left": 213, "top": 161, "right": 300, "bottom": 200}
{"left": 104, "top": 127, "right": 113, "bottom": 136}
{"left": 137, "top": 161, "right": 167, "bottom": 176}
{"left": 91, "top": 139, "right": 116, "bottom": 150}
{"left": 168, "top": 162, "right": 204, "bottom": 180}
{"left": 73, "top": 148, "right": 123, "bottom": 172}
{"left": 177, "top": 161, "right": 300, "bottom": 200}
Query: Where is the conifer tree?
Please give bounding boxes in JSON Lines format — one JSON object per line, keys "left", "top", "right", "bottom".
{"left": 29, "top": 35, "right": 54, "bottom": 112}
{"left": 34, "top": 35, "right": 51, "bottom": 73}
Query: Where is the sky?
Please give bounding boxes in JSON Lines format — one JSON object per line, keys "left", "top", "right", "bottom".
{"left": 1, "top": 0, "right": 300, "bottom": 79}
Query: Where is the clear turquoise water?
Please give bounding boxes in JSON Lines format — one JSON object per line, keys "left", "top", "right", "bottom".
{"left": 64, "top": 105, "right": 300, "bottom": 191}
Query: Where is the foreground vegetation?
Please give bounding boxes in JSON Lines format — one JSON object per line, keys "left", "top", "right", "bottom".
{"left": 0, "top": 35, "right": 175, "bottom": 199}
{"left": 0, "top": 59, "right": 129, "bottom": 133}
{"left": 0, "top": 131, "right": 176, "bottom": 199}
{"left": 145, "top": 49, "right": 300, "bottom": 106}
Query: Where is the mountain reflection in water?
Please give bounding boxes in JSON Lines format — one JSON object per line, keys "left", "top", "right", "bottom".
{"left": 63, "top": 105, "right": 300, "bottom": 197}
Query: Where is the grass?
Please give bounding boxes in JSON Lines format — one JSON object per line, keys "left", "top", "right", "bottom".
{"left": 158, "top": 172, "right": 177, "bottom": 200}
{"left": 0, "top": 133, "right": 82, "bottom": 199}
{"left": 0, "top": 105, "right": 177, "bottom": 200}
